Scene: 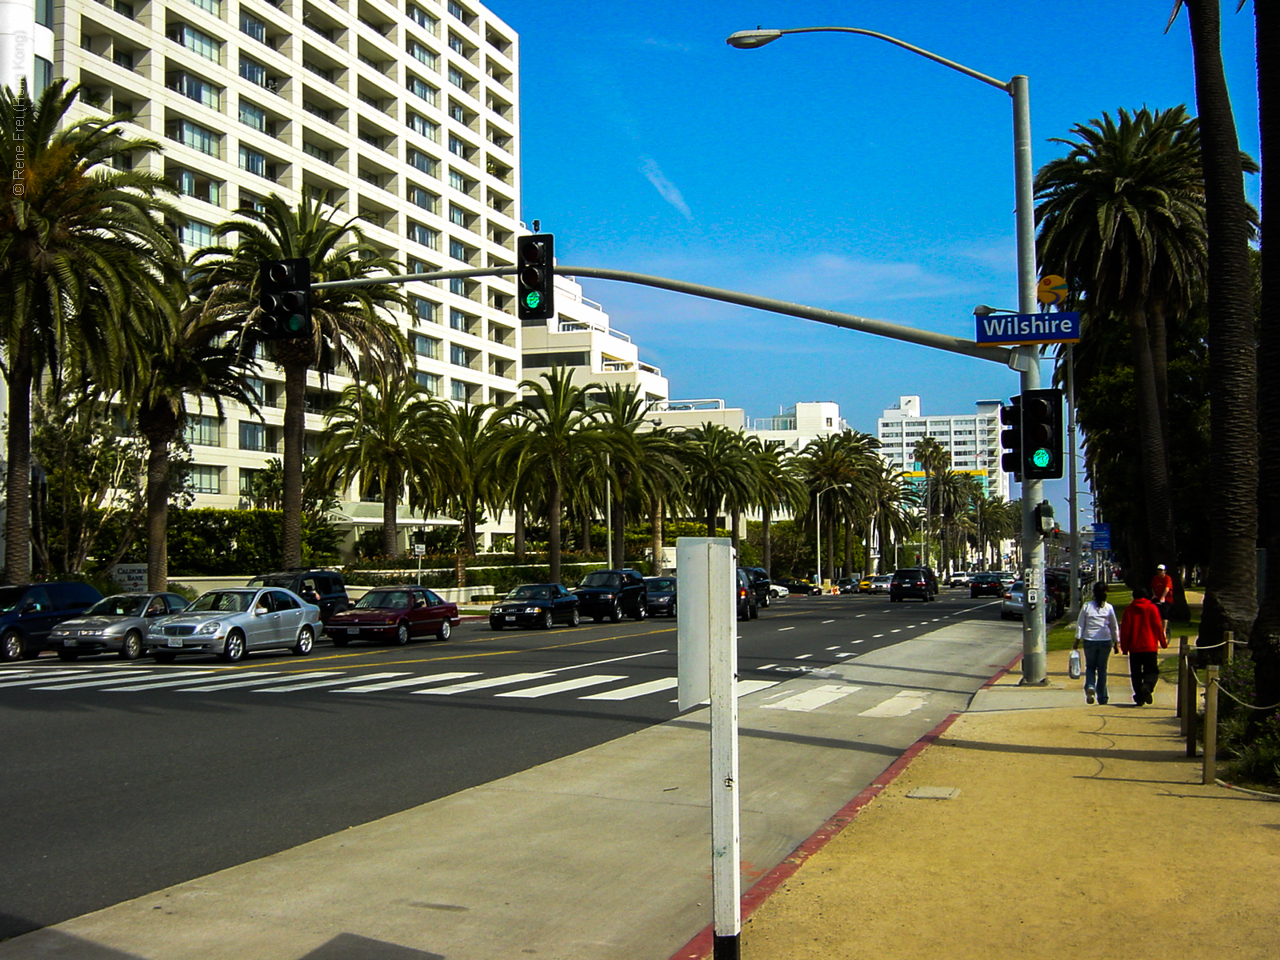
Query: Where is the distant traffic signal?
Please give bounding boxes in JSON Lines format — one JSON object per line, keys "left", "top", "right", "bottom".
{"left": 257, "top": 258, "right": 312, "bottom": 340}
{"left": 1034, "top": 500, "right": 1056, "bottom": 536}
{"left": 516, "top": 234, "right": 555, "bottom": 321}
{"left": 1020, "top": 388, "right": 1064, "bottom": 480}
{"left": 1000, "top": 396, "right": 1023, "bottom": 478}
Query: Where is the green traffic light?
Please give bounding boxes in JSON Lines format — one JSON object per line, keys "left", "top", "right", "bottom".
{"left": 1031, "top": 448, "right": 1052, "bottom": 468}
{"left": 525, "top": 290, "right": 542, "bottom": 310}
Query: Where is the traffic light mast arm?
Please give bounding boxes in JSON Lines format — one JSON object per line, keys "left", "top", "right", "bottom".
{"left": 313, "top": 264, "right": 1017, "bottom": 367}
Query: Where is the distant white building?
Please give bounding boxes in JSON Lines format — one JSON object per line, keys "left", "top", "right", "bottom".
{"left": 876, "top": 396, "right": 1010, "bottom": 501}
{"left": 656, "top": 400, "right": 847, "bottom": 451}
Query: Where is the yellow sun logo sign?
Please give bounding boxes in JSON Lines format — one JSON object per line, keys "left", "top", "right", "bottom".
{"left": 1037, "top": 275, "right": 1069, "bottom": 306}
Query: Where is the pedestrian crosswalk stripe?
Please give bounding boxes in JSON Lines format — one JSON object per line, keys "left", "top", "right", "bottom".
{"left": 762, "top": 685, "right": 860, "bottom": 713}
{"left": 496, "top": 674, "right": 627, "bottom": 699}
{"left": 412, "top": 672, "right": 554, "bottom": 696}
{"left": 859, "top": 690, "right": 928, "bottom": 718}
{"left": 0, "top": 670, "right": 96, "bottom": 688}
{"left": 32, "top": 672, "right": 176, "bottom": 690}
{"left": 331, "top": 672, "right": 480, "bottom": 693}
{"left": 579, "top": 677, "right": 678, "bottom": 701}
{"left": 108, "top": 672, "right": 263, "bottom": 692}
{"left": 178, "top": 671, "right": 336, "bottom": 692}
{"left": 680, "top": 679, "right": 781, "bottom": 706}
{"left": 256, "top": 671, "right": 409, "bottom": 693}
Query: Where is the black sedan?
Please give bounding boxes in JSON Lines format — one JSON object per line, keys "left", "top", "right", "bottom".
{"left": 644, "top": 576, "right": 677, "bottom": 618}
{"left": 969, "top": 573, "right": 1006, "bottom": 598}
{"left": 489, "top": 583, "right": 580, "bottom": 630}
{"left": 773, "top": 577, "right": 821, "bottom": 597}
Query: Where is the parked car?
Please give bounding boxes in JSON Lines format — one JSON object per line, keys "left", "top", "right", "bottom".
{"left": 644, "top": 576, "right": 678, "bottom": 618}
{"left": 768, "top": 583, "right": 790, "bottom": 599}
{"left": 736, "top": 568, "right": 759, "bottom": 621}
{"left": 572, "top": 569, "right": 647, "bottom": 622}
{"left": 1001, "top": 581, "right": 1027, "bottom": 620}
{"left": 836, "top": 578, "right": 858, "bottom": 595}
{"left": 45, "top": 592, "right": 189, "bottom": 661}
{"left": 868, "top": 574, "right": 893, "bottom": 594}
{"left": 773, "top": 577, "right": 820, "bottom": 597}
{"left": 740, "top": 567, "right": 774, "bottom": 607}
{"left": 948, "top": 571, "right": 972, "bottom": 588}
{"left": 146, "top": 587, "right": 321, "bottom": 663}
{"left": 246, "top": 569, "right": 349, "bottom": 622}
{"left": 889, "top": 568, "right": 934, "bottom": 602}
{"left": 0, "top": 581, "right": 104, "bottom": 662}
{"left": 859, "top": 577, "right": 874, "bottom": 593}
{"left": 490, "top": 583, "right": 580, "bottom": 630}
{"left": 969, "top": 572, "right": 1006, "bottom": 598}
{"left": 325, "top": 585, "right": 458, "bottom": 646}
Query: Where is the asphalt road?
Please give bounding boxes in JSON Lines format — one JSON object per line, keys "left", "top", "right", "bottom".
{"left": 0, "top": 589, "right": 1004, "bottom": 942}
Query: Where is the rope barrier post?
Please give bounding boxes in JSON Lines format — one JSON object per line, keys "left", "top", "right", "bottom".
{"left": 1225, "top": 630, "right": 1234, "bottom": 666}
{"left": 1177, "top": 636, "right": 1189, "bottom": 724}
{"left": 1186, "top": 653, "right": 1198, "bottom": 758}
{"left": 1203, "top": 664, "right": 1219, "bottom": 786}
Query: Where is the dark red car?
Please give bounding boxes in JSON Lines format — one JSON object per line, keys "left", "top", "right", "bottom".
{"left": 324, "top": 585, "right": 458, "bottom": 646}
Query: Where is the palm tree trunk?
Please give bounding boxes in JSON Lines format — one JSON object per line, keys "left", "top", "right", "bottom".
{"left": 730, "top": 507, "right": 741, "bottom": 553}
{"left": 1186, "top": 0, "right": 1259, "bottom": 646}
{"left": 281, "top": 361, "right": 307, "bottom": 569}
{"left": 514, "top": 502, "right": 525, "bottom": 560}
{"left": 549, "top": 479, "right": 562, "bottom": 584}
{"left": 844, "top": 521, "right": 854, "bottom": 579}
{"left": 146, "top": 437, "right": 170, "bottom": 591}
{"left": 581, "top": 508, "right": 592, "bottom": 553}
{"left": 762, "top": 505, "right": 773, "bottom": 576}
{"left": 613, "top": 488, "right": 626, "bottom": 566}
{"left": 1127, "top": 304, "right": 1179, "bottom": 588}
{"left": 382, "top": 472, "right": 399, "bottom": 557}
{"left": 3, "top": 336, "right": 33, "bottom": 585}
{"left": 706, "top": 497, "right": 716, "bottom": 540}
{"left": 650, "top": 495, "right": 663, "bottom": 575}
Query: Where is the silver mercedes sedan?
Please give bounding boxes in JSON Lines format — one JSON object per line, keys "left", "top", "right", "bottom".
{"left": 46, "top": 592, "right": 190, "bottom": 661}
{"left": 145, "top": 587, "right": 321, "bottom": 663}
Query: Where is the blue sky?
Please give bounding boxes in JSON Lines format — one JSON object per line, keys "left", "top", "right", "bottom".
{"left": 484, "top": 1, "right": 1259, "bottom": 485}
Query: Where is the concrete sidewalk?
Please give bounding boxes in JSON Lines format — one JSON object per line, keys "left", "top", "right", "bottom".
{"left": 737, "top": 648, "right": 1280, "bottom": 960}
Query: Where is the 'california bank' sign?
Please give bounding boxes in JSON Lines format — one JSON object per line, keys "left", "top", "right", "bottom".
{"left": 975, "top": 311, "right": 1081, "bottom": 346}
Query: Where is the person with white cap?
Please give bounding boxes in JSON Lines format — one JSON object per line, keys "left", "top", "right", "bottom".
{"left": 1150, "top": 564, "right": 1174, "bottom": 627}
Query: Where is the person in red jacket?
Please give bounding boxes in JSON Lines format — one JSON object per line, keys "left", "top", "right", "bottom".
{"left": 1150, "top": 564, "right": 1174, "bottom": 625}
{"left": 1120, "top": 586, "right": 1168, "bottom": 705}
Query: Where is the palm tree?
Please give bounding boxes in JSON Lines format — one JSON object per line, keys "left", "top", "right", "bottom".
{"left": 680, "top": 424, "right": 754, "bottom": 541}
{"left": 864, "top": 462, "right": 918, "bottom": 574}
{"left": 745, "top": 436, "right": 806, "bottom": 577}
{"left": 122, "top": 300, "right": 263, "bottom": 589}
{"left": 319, "top": 375, "right": 439, "bottom": 558}
{"left": 501, "top": 368, "right": 605, "bottom": 583}
{"left": 1036, "top": 106, "right": 1212, "bottom": 611}
{"left": 0, "top": 80, "right": 182, "bottom": 584}
{"left": 592, "top": 384, "right": 648, "bottom": 565}
{"left": 911, "top": 436, "right": 949, "bottom": 569}
{"left": 799, "top": 433, "right": 880, "bottom": 581}
{"left": 428, "top": 401, "right": 504, "bottom": 557}
{"left": 191, "top": 193, "right": 407, "bottom": 569}
{"left": 635, "top": 427, "right": 687, "bottom": 575}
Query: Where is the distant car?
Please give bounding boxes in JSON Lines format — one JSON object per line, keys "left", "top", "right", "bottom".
{"left": 146, "top": 587, "right": 321, "bottom": 663}
{"left": 868, "top": 574, "right": 893, "bottom": 594}
{"left": 572, "top": 569, "right": 647, "bottom": 622}
{"left": 969, "top": 573, "right": 1006, "bottom": 598}
{"left": 948, "top": 571, "right": 972, "bottom": 588}
{"left": 644, "top": 576, "right": 677, "bottom": 618}
{"left": 736, "top": 568, "right": 759, "bottom": 621}
{"left": 0, "top": 581, "right": 104, "bottom": 662}
{"left": 740, "top": 567, "right": 773, "bottom": 607}
{"left": 889, "top": 568, "right": 934, "bottom": 602}
{"left": 836, "top": 578, "right": 858, "bottom": 595}
{"left": 858, "top": 576, "right": 874, "bottom": 593}
{"left": 773, "top": 577, "right": 820, "bottom": 597}
{"left": 325, "top": 585, "right": 458, "bottom": 646}
{"left": 768, "top": 583, "right": 790, "bottom": 599}
{"left": 46, "top": 592, "right": 189, "bottom": 661}
{"left": 491, "top": 583, "right": 580, "bottom": 630}
{"left": 1001, "top": 581, "right": 1027, "bottom": 619}
{"left": 246, "top": 569, "right": 349, "bottom": 622}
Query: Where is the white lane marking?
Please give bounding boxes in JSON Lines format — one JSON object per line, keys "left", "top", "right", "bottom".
{"left": 31, "top": 673, "right": 174, "bottom": 690}
{"left": 549, "top": 649, "right": 667, "bottom": 673}
{"left": 836, "top": 652, "right": 855, "bottom": 658}
{"left": 795, "top": 654, "right": 812, "bottom": 659}
{"left": 777, "top": 627, "right": 795, "bottom": 632}
{"left": 109, "top": 672, "right": 262, "bottom": 692}
{"left": 890, "top": 629, "right": 902, "bottom": 634}
{"left": 825, "top": 645, "right": 841, "bottom": 650}
{"left": 859, "top": 691, "right": 928, "bottom": 718}
{"left": 580, "top": 677, "right": 678, "bottom": 701}
{"left": 679, "top": 679, "right": 781, "bottom": 706}
{"left": 858, "top": 638, "right": 872, "bottom": 642}
{"left": 759, "top": 663, "right": 778, "bottom": 670}
{"left": 414, "top": 672, "right": 554, "bottom": 696}
{"left": 180, "top": 671, "right": 336, "bottom": 692}
{"left": 855, "top": 614, "right": 866, "bottom": 618}
{"left": 762, "top": 684, "right": 861, "bottom": 712}
{"left": 0, "top": 670, "right": 96, "bottom": 688}
{"left": 333, "top": 672, "right": 480, "bottom": 693}
{"left": 257, "top": 672, "right": 408, "bottom": 693}
{"left": 822, "top": 620, "right": 835, "bottom": 625}
{"left": 496, "top": 674, "right": 626, "bottom": 698}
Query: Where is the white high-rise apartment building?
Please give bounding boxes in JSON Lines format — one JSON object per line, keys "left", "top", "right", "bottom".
{"left": 876, "top": 395, "right": 1010, "bottom": 501}
{"left": 4, "top": 0, "right": 522, "bottom": 530}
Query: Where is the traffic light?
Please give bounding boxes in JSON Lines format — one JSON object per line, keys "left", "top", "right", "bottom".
{"left": 516, "top": 233, "right": 555, "bottom": 320}
{"left": 1034, "top": 500, "right": 1056, "bottom": 536}
{"left": 1020, "top": 388, "right": 1064, "bottom": 479}
{"left": 1000, "top": 396, "right": 1023, "bottom": 478}
{"left": 257, "top": 258, "right": 312, "bottom": 340}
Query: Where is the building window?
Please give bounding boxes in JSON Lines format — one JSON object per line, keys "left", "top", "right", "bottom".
{"left": 239, "top": 421, "right": 268, "bottom": 451}
{"left": 239, "top": 101, "right": 266, "bottom": 131}
{"left": 178, "top": 219, "right": 213, "bottom": 247}
{"left": 415, "top": 371, "right": 442, "bottom": 396}
{"left": 170, "top": 23, "right": 220, "bottom": 60}
{"left": 411, "top": 297, "right": 438, "bottom": 323}
{"left": 408, "top": 149, "right": 438, "bottom": 177}
{"left": 172, "top": 119, "right": 219, "bottom": 156}
{"left": 239, "top": 56, "right": 267, "bottom": 87}
{"left": 302, "top": 141, "right": 332, "bottom": 164}
{"left": 414, "top": 334, "right": 440, "bottom": 359}
{"left": 188, "top": 0, "right": 220, "bottom": 13}
{"left": 174, "top": 169, "right": 221, "bottom": 204}
{"left": 450, "top": 308, "right": 474, "bottom": 332}
{"left": 407, "top": 112, "right": 438, "bottom": 141}
{"left": 408, "top": 76, "right": 438, "bottom": 106}
{"left": 450, "top": 379, "right": 469, "bottom": 403}
{"left": 447, "top": 66, "right": 465, "bottom": 89}
{"left": 409, "top": 185, "right": 439, "bottom": 212}
{"left": 187, "top": 465, "right": 222, "bottom": 494}
{"left": 450, "top": 344, "right": 471, "bottom": 367}
{"left": 408, "top": 222, "right": 439, "bottom": 249}
{"left": 449, "top": 239, "right": 472, "bottom": 263}
{"left": 408, "top": 4, "right": 437, "bottom": 31}
{"left": 169, "top": 72, "right": 221, "bottom": 109}
{"left": 238, "top": 145, "right": 266, "bottom": 176}
{"left": 449, "top": 204, "right": 468, "bottom": 227}
{"left": 238, "top": 467, "right": 260, "bottom": 497}
{"left": 33, "top": 57, "right": 53, "bottom": 96}
{"left": 448, "top": 169, "right": 469, "bottom": 192}
{"left": 35, "top": 0, "right": 53, "bottom": 27}
{"left": 239, "top": 11, "right": 266, "bottom": 42}
{"left": 408, "top": 40, "right": 437, "bottom": 69}
{"left": 184, "top": 415, "right": 221, "bottom": 447}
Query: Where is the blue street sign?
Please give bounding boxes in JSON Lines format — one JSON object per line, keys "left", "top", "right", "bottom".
{"left": 975, "top": 311, "right": 1081, "bottom": 346}
{"left": 1091, "top": 522, "right": 1111, "bottom": 550}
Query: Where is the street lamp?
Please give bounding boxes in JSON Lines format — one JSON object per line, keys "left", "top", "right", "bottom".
{"left": 728, "top": 24, "right": 1048, "bottom": 683}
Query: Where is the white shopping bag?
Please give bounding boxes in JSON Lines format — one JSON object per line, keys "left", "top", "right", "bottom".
{"left": 1068, "top": 649, "right": 1083, "bottom": 680}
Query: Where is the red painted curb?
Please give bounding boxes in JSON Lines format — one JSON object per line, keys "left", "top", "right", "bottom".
{"left": 668, "top": 710, "right": 964, "bottom": 960}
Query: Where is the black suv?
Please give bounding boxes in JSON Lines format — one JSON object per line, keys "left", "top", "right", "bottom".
{"left": 889, "top": 567, "right": 937, "bottom": 602}
{"left": 573, "top": 569, "right": 647, "bottom": 622}
{"left": 0, "top": 581, "right": 104, "bottom": 661}
{"left": 246, "top": 569, "right": 349, "bottom": 622}
{"left": 739, "top": 567, "right": 773, "bottom": 608}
